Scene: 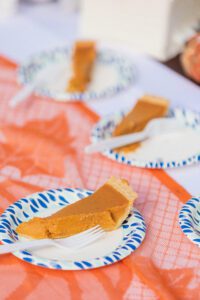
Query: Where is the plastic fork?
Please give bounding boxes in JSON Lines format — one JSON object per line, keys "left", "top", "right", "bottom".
{"left": 9, "top": 62, "right": 63, "bottom": 108}
{"left": 85, "top": 118, "right": 187, "bottom": 154}
{"left": 0, "top": 226, "right": 105, "bottom": 255}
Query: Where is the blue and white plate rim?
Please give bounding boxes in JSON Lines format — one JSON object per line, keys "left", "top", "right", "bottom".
{"left": 179, "top": 196, "right": 200, "bottom": 247}
{"left": 0, "top": 187, "right": 146, "bottom": 270}
{"left": 91, "top": 107, "right": 200, "bottom": 169}
{"left": 18, "top": 45, "right": 137, "bottom": 102}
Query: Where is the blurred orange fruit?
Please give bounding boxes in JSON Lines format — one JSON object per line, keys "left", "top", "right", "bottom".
{"left": 181, "top": 33, "right": 200, "bottom": 83}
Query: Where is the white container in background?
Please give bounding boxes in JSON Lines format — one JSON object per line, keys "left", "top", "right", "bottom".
{"left": 60, "top": 0, "right": 80, "bottom": 13}
{"left": 0, "top": 0, "right": 18, "bottom": 20}
{"left": 80, "top": 0, "right": 200, "bottom": 61}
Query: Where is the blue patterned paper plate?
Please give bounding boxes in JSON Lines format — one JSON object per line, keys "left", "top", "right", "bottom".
{"left": 91, "top": 107, "right": 200, "bottom": 169}
{"left": 18, "top": 47, "right": 136, "bottom": 102}
{"left": 179, "top": 196, "right": 200, "bottom": 247}
{"left": 0, "top": 188, "right": 146, "bottom": 270}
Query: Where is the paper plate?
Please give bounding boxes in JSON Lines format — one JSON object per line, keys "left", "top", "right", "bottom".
{"left": 18, "top": 47, "right": 136, "bottom": 102}
{"left": 91, "top": 107, "right": 200, "bottom": 169}
{"left": 0, "top": 188, "right": 146, "bottom": 270}
{"left": 179, "top": 196, "right": 200, "bottom": 247}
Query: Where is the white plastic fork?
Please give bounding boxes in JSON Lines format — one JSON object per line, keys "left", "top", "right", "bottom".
{"left": 9, "top": 62, "right": 64, "bottom": 108}
{"left": 0, "top": 226, "right": 105, "bottom": 254}
{"left": 85, "top": 118, "right": 187, "bottom": 154}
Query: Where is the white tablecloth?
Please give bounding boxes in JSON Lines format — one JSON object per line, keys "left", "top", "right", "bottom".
{"left": 0, "top": 2, "right": 199, "bottom": 195}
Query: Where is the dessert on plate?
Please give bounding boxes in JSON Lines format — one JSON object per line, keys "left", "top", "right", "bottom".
{"left": 112, "top": 95, "right": 169, "bottom": 152}
{"left": 16, "top": 177, "right": 137, "bottom": 239}
{"left": 66, "top": 40, "right": 96, "bottom": 93}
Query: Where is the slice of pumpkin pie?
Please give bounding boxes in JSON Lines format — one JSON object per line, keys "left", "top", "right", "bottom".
{"left": 16, "top": 177, "right": 137, "bottom": 239}
{"left": 112, "top": 95, "right": 169, "bottom": 152}
{"left": 66, "top": 40, "right": 96, "bottom": 93}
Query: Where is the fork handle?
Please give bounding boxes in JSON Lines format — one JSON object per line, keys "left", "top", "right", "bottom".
{"left": 85, "top": 131, "right": 148, "bottom": 154}
{"left": 0, "top": 239, "right": 51, "bottom": 255}
{"left": 9, "top": 85, "right": 34, "bottom": 108}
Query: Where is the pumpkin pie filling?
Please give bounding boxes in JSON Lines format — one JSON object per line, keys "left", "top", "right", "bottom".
{"left": 66, "top": 40, "right": 96, "bottom": 93}
{"left": 16, "top": 177, "right": 137, "bottom": 239}
{"left": 112, "top": 95, "right": 169, "bottom": 152}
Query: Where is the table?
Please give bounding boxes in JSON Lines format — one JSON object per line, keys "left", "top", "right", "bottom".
{"left": 0, "top": 3, "right": 199, "bottom": 300}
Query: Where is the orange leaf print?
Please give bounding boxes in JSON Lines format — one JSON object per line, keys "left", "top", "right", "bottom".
{"left": 162, "top": 268, "right": 200, "bottom": 300}
{"left": 124, "top": 256, "right": 177, "bottom": 300}
{"left": 0, "top": 55, "right": 17, "bottom": 69}
{"left": 0, "top": 114, "right": 75, "bottom": 177}
{"left": 123, "top": 255, "right": 200, "bottom": 300}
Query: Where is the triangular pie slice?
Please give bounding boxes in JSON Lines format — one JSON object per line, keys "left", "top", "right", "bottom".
{"left": 112, "top": 95, "right": 169, "bottom": 152}
{"left": 66, "top": 40, "right": 96, "bottom": 93}
{"left": 16, "top": 177, "right": 137, "bottom": 239}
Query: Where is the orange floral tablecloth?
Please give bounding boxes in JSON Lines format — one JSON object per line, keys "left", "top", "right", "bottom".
{"left": 0, "top": 56, "right": 199, "bottom": 300}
